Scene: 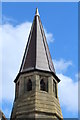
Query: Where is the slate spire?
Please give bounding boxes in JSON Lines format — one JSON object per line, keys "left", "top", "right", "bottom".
{"left": 20, "top": 8, "right": 55, "bottom": 73}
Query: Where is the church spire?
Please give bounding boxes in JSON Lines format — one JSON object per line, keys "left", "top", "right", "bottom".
{"left": 11, "top": 9, "right": 62, "bottom": 119}
{"left": 19, "top": 8, "right": 56, "bottom": 76}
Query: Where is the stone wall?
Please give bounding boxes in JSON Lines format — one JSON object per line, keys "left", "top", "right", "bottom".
{"left": 11, "top": 71, "right": 63, "bottom": 119}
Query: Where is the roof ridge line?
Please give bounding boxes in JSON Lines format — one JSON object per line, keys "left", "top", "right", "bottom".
{"left": 35, "top": 15, "right": 37, "bottom": 69}
{"left": 38, "top": 17, "right": 53, "bottom": 72}
{"left": 19, "top": 17, "right": 35, "bottom": 72}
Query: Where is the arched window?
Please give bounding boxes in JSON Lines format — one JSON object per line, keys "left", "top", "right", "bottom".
{"left": 53, "top": 80, "right": 57, "bottom": 98}
{"left": 16, "top": 82, "right": 19, "bottom": 93}
{"left": 15, "top": 81, "right": 19, "bottom": 99}
{"left": 46, "top": 80, "right": 48, "bottom": 92}
{"left": 27, "top": 79, "right": 32, "bottom": 91}
{"left": 40, "top": 79, "right": 46, "bottom": 91}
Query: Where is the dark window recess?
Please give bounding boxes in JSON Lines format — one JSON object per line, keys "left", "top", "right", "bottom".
{"left": 27, "top": 79, "right": 32, "bottom": 91}
{"left": 16, "top": 82, "right": 19, "bottom": 93}
{"left": 46, "top": 81, "right": 48, "bottom": 92}
{"left": 15, "top": 81, "right": 19, "bottom": 100}
{"left": 40, "top": 79, "right": 46, "bottom": 91}
{"left": 53, "top": 80, "right": 57, "bottom": 98}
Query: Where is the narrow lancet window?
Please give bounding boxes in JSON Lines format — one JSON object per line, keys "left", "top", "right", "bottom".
{"left": 16, "top": 81, "right": 19, "bottom": 99}
{"left": 27, "top": 79, "right": 32, "bottom": 91}
{"left": 40, "top": 79, "right": 46, "bottom": 91}
{"left": 46, "top": 81, "right": 48, "bottom": 92}
{"left": 53, "top": 80, "right": 57, "bottom": 98}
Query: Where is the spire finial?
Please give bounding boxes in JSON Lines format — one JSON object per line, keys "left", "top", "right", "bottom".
{"left": 35, "top": 8, "right": 39, "bottom": 16}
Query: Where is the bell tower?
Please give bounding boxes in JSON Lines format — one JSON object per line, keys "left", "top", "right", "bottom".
{"left": 11, "top": 8, "right": 63, "bottom": 119}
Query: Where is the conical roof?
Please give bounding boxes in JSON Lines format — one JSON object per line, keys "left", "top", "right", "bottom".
{"left": 19, "top": 8, "right": 55, "bottom": 73}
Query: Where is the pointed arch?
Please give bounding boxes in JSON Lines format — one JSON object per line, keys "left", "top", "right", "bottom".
{"left": 27, "top": 79, "right": 32, "bottom": 91}
{"left": 15, "top": 81, "right": 19, "bottom": 99}
{"left": 53, "top": 79, "right": 57, "bottom": 98}
{"left": 40, "top": 79, "right": 46, "bottom": 91}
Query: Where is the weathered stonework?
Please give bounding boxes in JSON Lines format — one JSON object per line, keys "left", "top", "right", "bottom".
{"left": 11, "top": 71, "right": 63, "bottom": 119}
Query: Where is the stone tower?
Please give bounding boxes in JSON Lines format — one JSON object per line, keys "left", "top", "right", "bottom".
{"left": 11, "top": 8, "right": 63, "bottom": 119}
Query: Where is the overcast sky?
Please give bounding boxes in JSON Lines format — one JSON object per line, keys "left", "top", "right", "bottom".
{"left": 1, "top": 2, "right": 78, "bottom": 118}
